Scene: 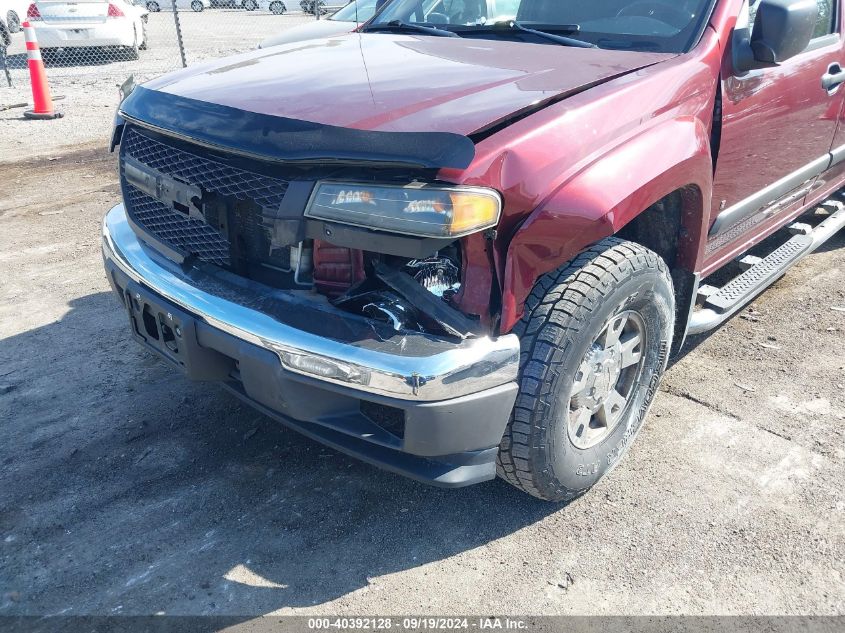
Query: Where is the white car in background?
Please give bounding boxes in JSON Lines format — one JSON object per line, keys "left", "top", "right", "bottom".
{"left": 145, "top": 0, "right": 209, "bottom": 12}
{"left": 238, "top": 0, "right": 287, "bottom": 14}
{"left": 258, "top": 0, "right": 376, "bottom": 48}
{"left": 26, "top": 0, "right": 150, "bottom": 61}
{"left": 0, "top": 0, "right": 31, "bottom": 31}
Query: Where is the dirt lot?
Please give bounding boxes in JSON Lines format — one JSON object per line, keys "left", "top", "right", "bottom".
{"left": 0, "top": 138, "right": 843, "bottom": 617}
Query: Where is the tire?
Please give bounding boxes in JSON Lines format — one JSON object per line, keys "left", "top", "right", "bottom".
{"left": 269, "top": 0, "right": 285, "bottom": 13}
{"left": 7, "top": 11, "right": 20, "bottom": 33}
{"left": 497, "top": 238, "right": 674, "bottom": 502}
{"left": 146, "top": 1, "right": 160, "bottom": 11}
{"left": 191, "top": 0, "right": 204, "bottom": 10}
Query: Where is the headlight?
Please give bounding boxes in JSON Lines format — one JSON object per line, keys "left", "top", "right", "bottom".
{"left": 304, "top": 181, "right": 502, "bottom": 239}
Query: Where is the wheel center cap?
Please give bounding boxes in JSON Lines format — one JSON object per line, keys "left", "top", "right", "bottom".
{"left": 592, "top": 365, "right": 615, "bottom": 401}
{"left": 573, "top": 349, "right": 623, "bottom": 410}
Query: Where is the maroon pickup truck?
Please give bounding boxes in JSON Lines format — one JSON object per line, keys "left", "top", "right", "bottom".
{"left": 102, "top": 0, "right": 845, "bottom": 501}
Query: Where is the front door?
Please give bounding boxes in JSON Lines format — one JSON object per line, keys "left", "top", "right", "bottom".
{"left": 708, "top": 0, "right": 843, "bottom": 256}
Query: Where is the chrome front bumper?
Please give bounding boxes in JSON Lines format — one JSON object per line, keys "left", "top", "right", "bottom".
{"left": 102, "top": 204, "right": 521, "bottom": 403}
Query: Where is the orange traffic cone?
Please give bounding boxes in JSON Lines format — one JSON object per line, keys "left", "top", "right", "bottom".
{"left": 22, "top": 21, "right": 62, "bottom": 120}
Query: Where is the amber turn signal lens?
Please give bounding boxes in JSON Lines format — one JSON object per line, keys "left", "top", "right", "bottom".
{"left": 449, "top": 193, "right": 501, "bottom": 235}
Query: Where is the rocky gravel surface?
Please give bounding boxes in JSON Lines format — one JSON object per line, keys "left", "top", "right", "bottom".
{"left": 0, "top": 144, "right": 843, "bottom": 616}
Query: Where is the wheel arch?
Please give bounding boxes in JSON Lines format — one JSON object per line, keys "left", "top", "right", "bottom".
{"left": 614, "top": 185, "right": 706, "bottom": 354}
{"left": 500, "top": 116, "right": 713, "bottom": 338}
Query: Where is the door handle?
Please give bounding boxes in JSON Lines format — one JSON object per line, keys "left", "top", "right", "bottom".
{"left": 822, "top": 62, "right": 845, "bottom": 94}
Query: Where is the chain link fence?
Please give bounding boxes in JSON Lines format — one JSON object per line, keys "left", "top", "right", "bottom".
{"left": 0, "top": 1, "right": 364, "bottom": 154}
{"left": 0, "top": 1, "right": 360, "bottom": 110}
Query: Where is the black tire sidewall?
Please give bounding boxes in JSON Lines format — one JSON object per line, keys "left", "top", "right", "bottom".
{"left": 540, "top": 266, "right": 673, "bottom": 495}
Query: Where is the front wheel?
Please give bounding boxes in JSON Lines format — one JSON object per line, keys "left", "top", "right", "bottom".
{"left": 146, "top": 1, "right": 160, "bottom": 10}
{"left": 191, "top": 0, "right": 204, "bottom": 10}
{"left": 269, "top": 0, "right": 285, "bottom": 13}
{"left": 497, "top": 238, "right": 675, "bottom": 502}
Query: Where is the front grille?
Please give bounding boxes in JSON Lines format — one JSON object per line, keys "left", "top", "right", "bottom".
{"left": 122, "top": 127, "right": 289, "bottom": 209}
{"left": 124, "top": 186, "right": 232, "bottom": 267}
{"left": 120, "top": 125, "right": 291, "bottom": 268}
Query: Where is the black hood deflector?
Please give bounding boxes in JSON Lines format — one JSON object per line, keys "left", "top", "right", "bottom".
{"left": 118, "top": 86, "right": 477, "bottom": 170}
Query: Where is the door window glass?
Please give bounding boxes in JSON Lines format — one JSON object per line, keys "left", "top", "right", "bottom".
{"left": 813, "top": 0, "right": 836, "bottom": 37}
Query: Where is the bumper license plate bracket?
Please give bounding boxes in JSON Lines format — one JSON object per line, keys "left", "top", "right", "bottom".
{"left": 122, "top": 280, "right": 235, "bottom": 381}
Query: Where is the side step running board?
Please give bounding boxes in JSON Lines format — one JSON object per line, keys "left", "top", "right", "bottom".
{"left": 688, "top": 201, "right": 845, "bottom": 335}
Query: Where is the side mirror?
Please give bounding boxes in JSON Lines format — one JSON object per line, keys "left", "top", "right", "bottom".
{"left": 734, "top": 0, "right": 818, "bottom": 73}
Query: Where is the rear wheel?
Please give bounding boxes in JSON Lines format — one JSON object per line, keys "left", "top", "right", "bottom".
{"left": 7, "top": 11, "right": 20, "bottom": 33}
{"left": 497, "top": 239, "right": 675, "bottom": 502}
{"left": 146, "top": 1, "right": 160, "bottom": 11}
{"left": 269, "top": 0, "right": 285, "bottom": 13}
{"left": 244, "top": 0, "right": 258, "bottom": 9}
{"left": 191, "top": 0, "right": 204, "bottom": 10}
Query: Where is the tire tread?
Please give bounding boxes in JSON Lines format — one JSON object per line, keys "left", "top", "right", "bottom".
{"left": 496, "top": 238, "right": 671, "bottom": 501}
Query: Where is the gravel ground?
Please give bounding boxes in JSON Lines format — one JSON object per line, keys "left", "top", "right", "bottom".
{"left": 1, "top": 14, "right": 845, "bottom": 615}
{"left": 0, "top": 142, "right": 843, "bottom": 617}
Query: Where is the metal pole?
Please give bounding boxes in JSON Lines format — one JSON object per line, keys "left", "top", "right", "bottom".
{"left": 0, "top": 20, "right": 10, "bottom": 86}
{"left": 171, "top": 0, "right": 187, "bottom": 68}
{"left": 315, "top": 0, "right": 320, "bottom": 19}
{"left": 0, "top": 47, "right": 11, "bottom": 88}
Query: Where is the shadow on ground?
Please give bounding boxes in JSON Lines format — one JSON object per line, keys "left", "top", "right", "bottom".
{"left": 2, "top": 49, "right": 136, "bottom": 71}
{"left": 673, "top": 230, "right": 845, "bottom": 363}
{"left": 0, "top": 291, "right": 558, "bottom": 616}
{"left": 5, "top": 231, "right": 842, "bottom": 615}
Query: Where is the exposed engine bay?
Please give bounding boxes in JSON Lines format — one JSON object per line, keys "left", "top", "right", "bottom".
{"left": 258, "top": 236, "right": 477, "bottom": 339}
{"left": 116, "top": 122, "right": 490, "bottom": 341}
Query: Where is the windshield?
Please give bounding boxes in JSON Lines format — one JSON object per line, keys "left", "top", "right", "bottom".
{"left": 331, "top": 0, "right": 378, "bottom": 21}
{"left": 369, "top": 0, "right": 714, "bottom": 52}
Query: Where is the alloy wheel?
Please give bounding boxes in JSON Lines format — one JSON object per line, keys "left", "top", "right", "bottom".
{"left": 567, "top": 310, "right": 647, "bottom": 450}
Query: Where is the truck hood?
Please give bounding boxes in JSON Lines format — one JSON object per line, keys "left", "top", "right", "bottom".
{"left": 258, "top": 19, "right": 357, "bottom": 49}
{"left": 144, "top": 33, "right": 674, "bottom": 137}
